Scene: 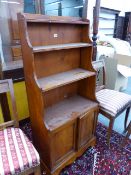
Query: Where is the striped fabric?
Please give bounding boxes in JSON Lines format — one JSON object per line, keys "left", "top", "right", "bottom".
{"left": 0, "top": 128, "right": 40, "bottom": 175}
{"left": 96, "top": 89, "right": 131, "bottom": 116}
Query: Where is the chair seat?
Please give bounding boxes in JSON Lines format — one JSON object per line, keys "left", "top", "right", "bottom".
{"left": 96, "top": 89, "right": 131, "bottom": 116}
{"left": 0, "top": 127, "right": 40, "bottom": 175}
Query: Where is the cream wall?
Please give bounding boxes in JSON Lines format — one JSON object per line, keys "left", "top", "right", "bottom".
{"left": 121, "top": 0, "right": 131, "bottom": 12}
{"left": 100, "top": 0, "right": 123, "bottom": 11}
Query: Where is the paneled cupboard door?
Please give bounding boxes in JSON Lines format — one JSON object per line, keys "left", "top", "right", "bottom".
{"left": 77, "top": 108, "right": 98, "bottom": 149}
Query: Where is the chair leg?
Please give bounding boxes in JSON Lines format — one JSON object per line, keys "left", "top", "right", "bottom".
{"left": 124, "top": 107, "right": 130, "bottom": 130}
{"left": 34, "top": 165, "right": 41, "bottom": 175}
{"left": 107, "top": 118, "right": 114, "bottom": 147}
{"left": 122, "top": 122, "right": 131, "bottom": 147}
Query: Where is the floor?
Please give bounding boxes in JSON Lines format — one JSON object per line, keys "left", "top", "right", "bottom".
{"left": 98, "top": 77, "right": 131, "bottom": 134}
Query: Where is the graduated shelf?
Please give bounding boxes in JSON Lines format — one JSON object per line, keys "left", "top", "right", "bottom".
{"left": 33, "top": 43, "right": 92, "bottom": 52}
{"left": 44, "top": 95, "right": 98, "bottom": 131}
{"left": 38, "top": 68, "right": 95, "bottom": 92}
{"left": 25, "top": 14, "right": 89, "bottom": 24}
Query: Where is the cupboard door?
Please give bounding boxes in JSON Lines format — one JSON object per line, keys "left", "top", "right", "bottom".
{"left": 77, "top": 109, "right": 97, "bottom": 149}
{"left": 50, "top": 120, "right": 77, "bottom": 168}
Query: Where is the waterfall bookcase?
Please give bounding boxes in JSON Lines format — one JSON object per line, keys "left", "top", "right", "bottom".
{"left": 18, "top": 13, "right": 99, "bottom": 175}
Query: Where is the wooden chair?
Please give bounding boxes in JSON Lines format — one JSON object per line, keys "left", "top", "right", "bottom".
{"left": 0, "top": 79, "right": 41, "bottom": 175}
{"left": 93, "top": 60, "right": 131, "bottom": 146}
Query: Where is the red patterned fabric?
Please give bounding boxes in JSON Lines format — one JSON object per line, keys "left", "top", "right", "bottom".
{"left": 0, "top": 128, "right": 40, "bottom": 175}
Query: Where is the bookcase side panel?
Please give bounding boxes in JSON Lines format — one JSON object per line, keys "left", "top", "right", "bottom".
{"left": 17, "top": 13, "right": 52, "bottom": 168}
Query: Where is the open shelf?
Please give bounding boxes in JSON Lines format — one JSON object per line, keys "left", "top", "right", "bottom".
{"left": 38, "top": 68, "right": 95, "bottom": 92}
{"left": 2, "top": 60, "right": 23, "bottom": 71}
{"left": 25, "top": 14, "right": 89, "bottom": 24}
{"left": 44, "top": 95, "right": 97, "bottom": 131}
{"left": 99, "top": 17, "right": 115, "bottom": 20}
{"left": 27, "top": 19, "right": 89, "bottom": 24}
{"left": 33, "top": 43, "right": 92, "bottom": 53}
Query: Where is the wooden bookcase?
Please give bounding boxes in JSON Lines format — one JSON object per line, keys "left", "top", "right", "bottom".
{"left": 18, "top": 13, "right": 98, "bottom": 175}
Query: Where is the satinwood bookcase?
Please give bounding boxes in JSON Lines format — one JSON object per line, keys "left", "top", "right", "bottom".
{"left": 18, "top": 13, "right": 98, "bottom": 175}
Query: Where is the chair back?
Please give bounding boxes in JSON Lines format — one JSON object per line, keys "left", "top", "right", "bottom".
{"left": 0, "top": 79, "right": 19, "bottom": 129}
{"left": 92, "top": 59, "right": 106, "bottom": 92}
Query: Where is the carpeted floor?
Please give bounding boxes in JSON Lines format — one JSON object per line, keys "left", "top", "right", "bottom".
{"left": 20, "top": 121, "right": 131, "bottom": 175}
{"left": 95, "top": 123, "right": 130, "bottom": 175}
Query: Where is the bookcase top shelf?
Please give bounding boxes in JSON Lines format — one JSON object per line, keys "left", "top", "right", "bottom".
{"left": 27, "top": 19, "right": 89, "bottom": 25}
{"left": 23, "top": 13, "right": 89, "bottom": 25}
{"left": 33, "top": 43, "right": 92, "bottom": 53}
{"left": 44, "top": 95, "right": 98, "bottom": 131}
{"left": 38, "top": 68, "right": 95, "bottom": 92}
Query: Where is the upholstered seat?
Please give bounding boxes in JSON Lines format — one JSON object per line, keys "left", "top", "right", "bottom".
{"left": 0, "top": 128, "right": 40, "bottom": 175}
{"left": 0, "top": 79, "right": 41, "bottom": 175}
{"left": 96, "top": 89, "right": 131, "bottom": 116}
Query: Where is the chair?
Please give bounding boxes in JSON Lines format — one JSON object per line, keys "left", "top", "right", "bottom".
{"left": 0, "top": 79, "right": 41, "bottom": 175}
{"left": 93, "top": 60, "right": 131, "bottom": 146}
